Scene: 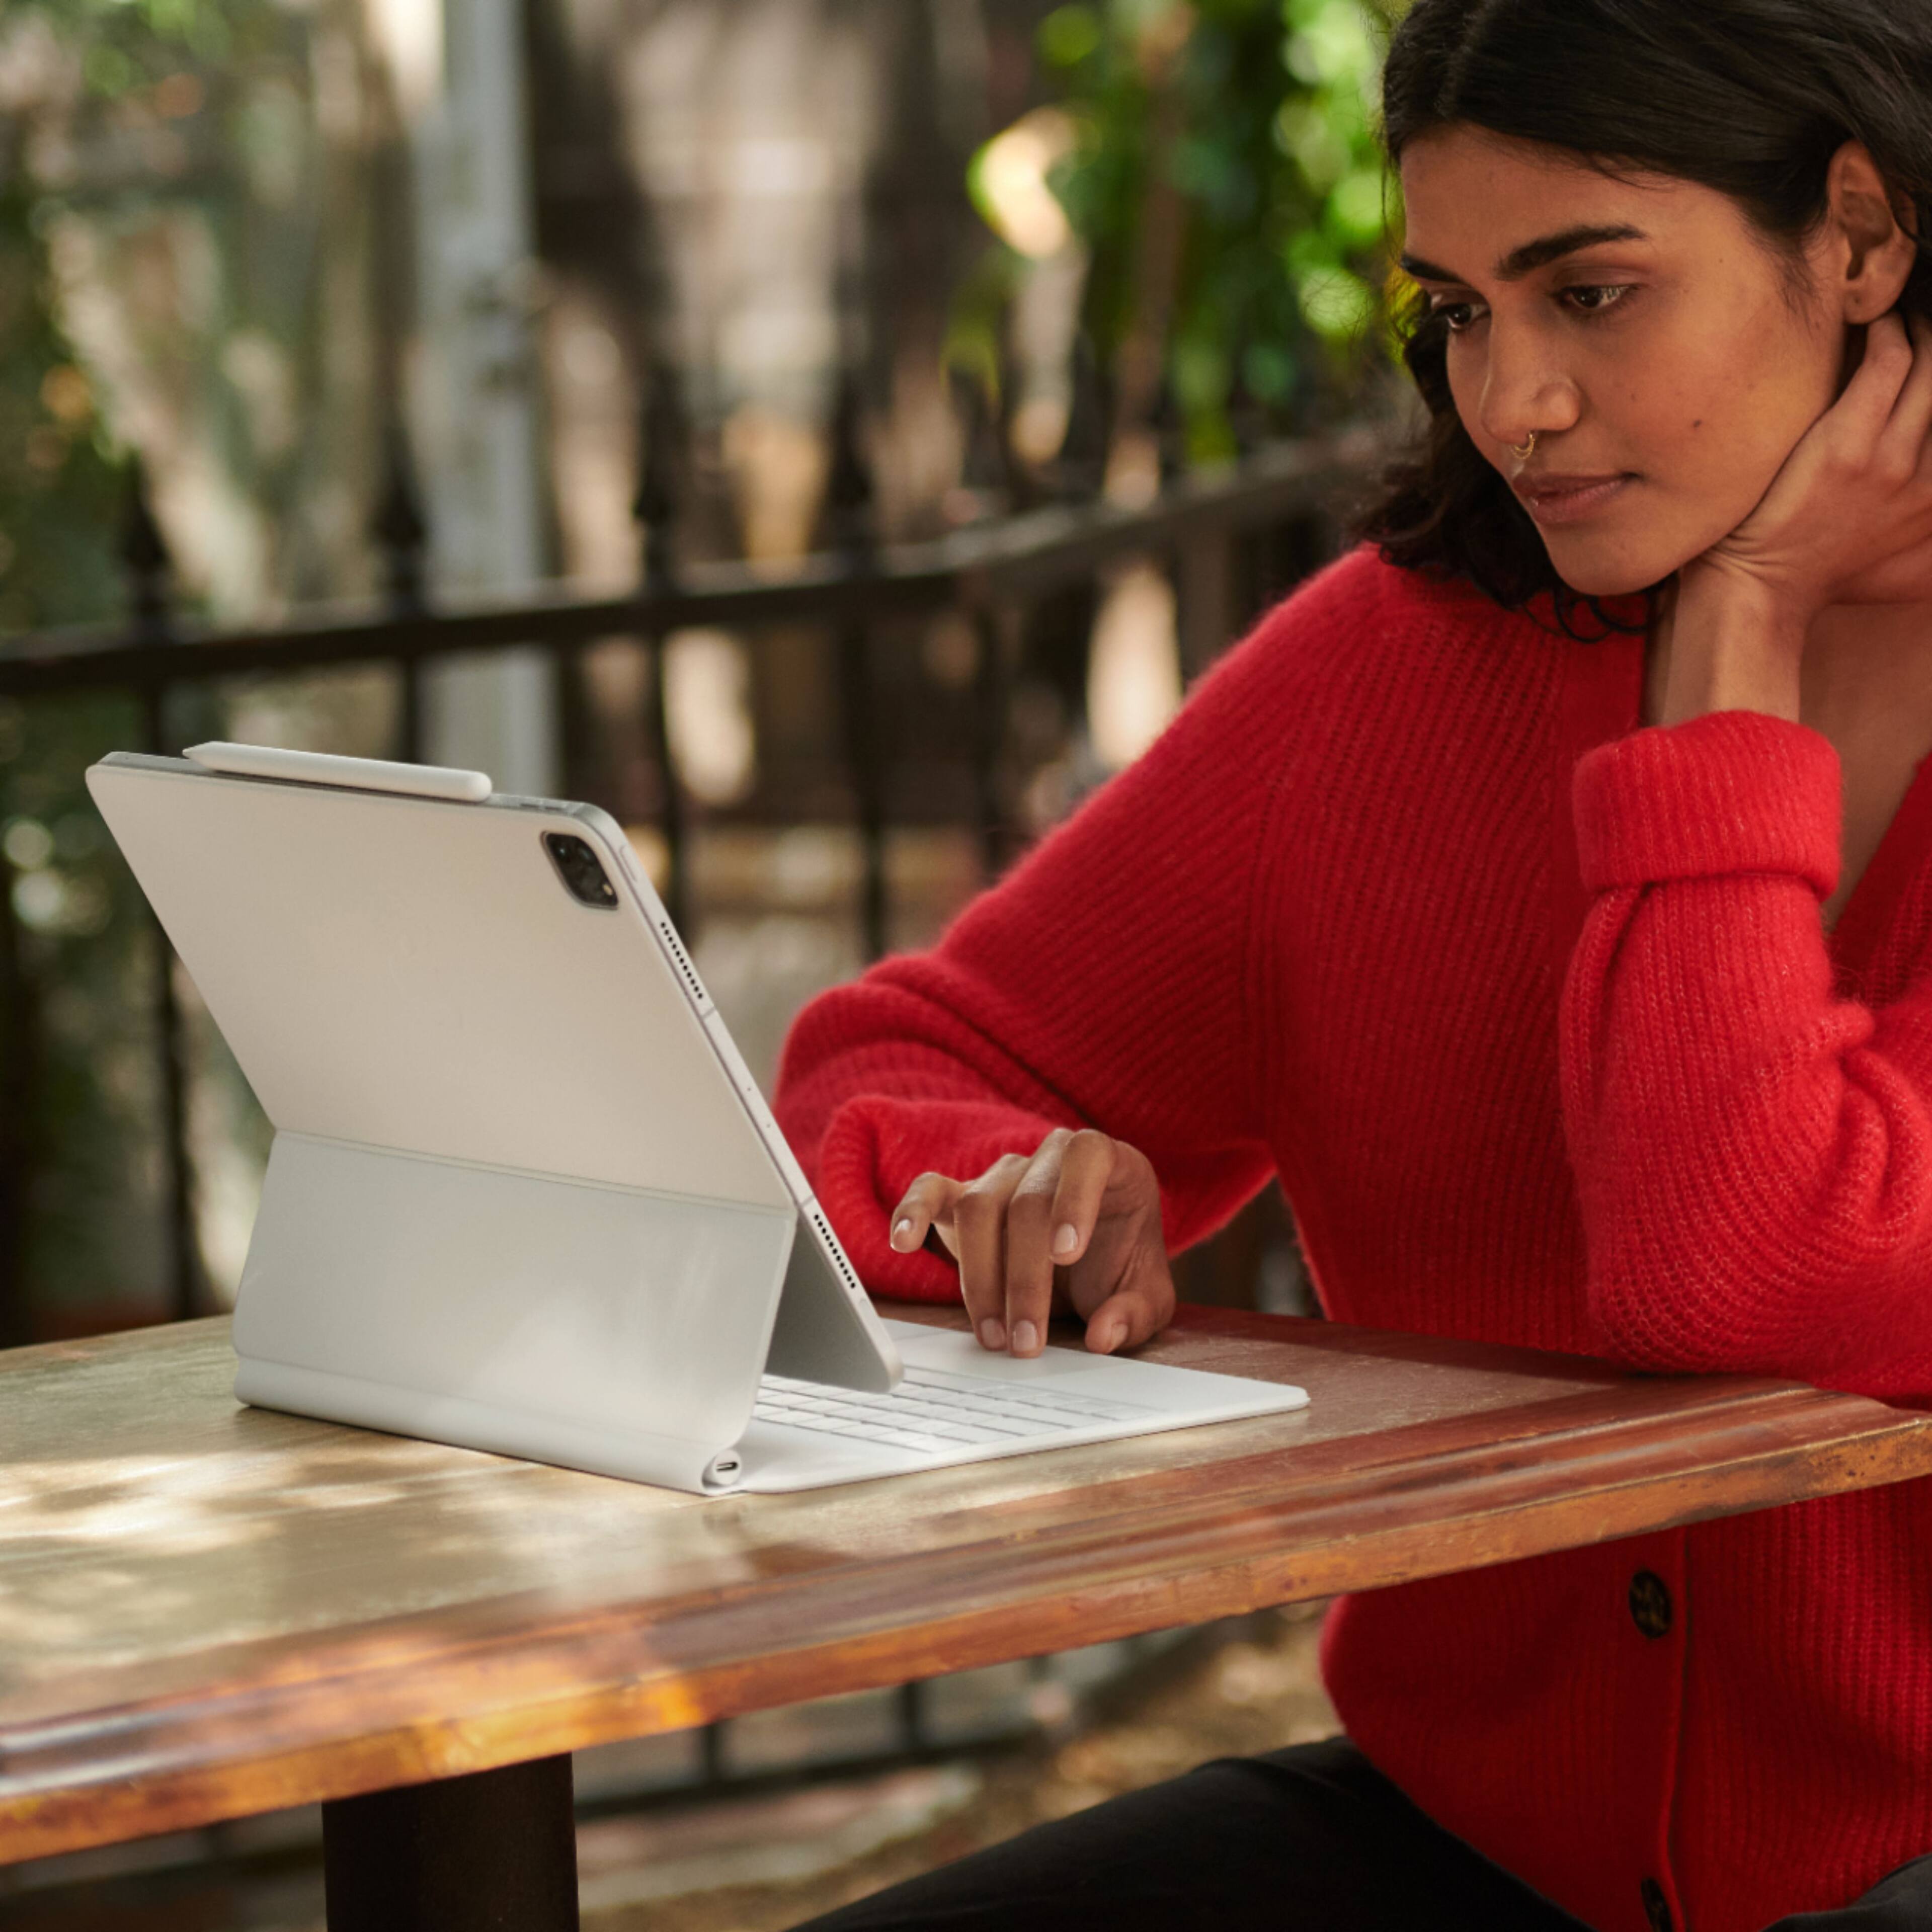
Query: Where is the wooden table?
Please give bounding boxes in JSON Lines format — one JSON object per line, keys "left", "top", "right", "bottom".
{"left": 7, "top": 1305, "right": 1932, "bottom": 1930}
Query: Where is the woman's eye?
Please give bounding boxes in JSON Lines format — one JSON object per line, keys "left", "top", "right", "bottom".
{"left": 1561, "top": 284, "right": 1633, "bottom": 315}
{"left": 1428, "top": 298, "right": 1482, "bottom": 334}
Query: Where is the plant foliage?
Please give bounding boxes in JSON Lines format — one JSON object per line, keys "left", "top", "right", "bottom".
{"left": 1035, "top": 0, "right": 1399, "bottom": 457}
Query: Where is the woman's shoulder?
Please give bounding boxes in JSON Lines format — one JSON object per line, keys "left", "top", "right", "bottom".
{"left": 1192, "top": 543, "right": 1537, "bottom": 721}
{"left": 1261, "top": 541, "right": 1526, "bottom": 649}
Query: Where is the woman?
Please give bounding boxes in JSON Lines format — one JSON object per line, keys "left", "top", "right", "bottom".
{"left": 772, "top": 1, "right": 1932, "bottom": 1925}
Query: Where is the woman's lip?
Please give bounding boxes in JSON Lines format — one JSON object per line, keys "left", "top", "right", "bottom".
{"left": 1514, "top": 473, "right": 1634, "bottom": 527}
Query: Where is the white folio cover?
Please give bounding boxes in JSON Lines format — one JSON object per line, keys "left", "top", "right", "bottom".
{"left": 235, "top": 1135, "right": 793, "bottom": 1490}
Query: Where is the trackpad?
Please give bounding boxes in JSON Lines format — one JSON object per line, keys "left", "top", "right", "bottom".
{"left": 889, "top": 1321, "right": 1108, "bottom": 1381}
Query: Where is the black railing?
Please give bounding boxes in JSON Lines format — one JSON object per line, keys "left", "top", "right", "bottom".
{"left": 0, "top": 415, "right": 1378, "bottom": 1340}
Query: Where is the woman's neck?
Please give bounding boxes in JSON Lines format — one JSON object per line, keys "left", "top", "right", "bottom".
{"left": 1645, "top": 591, "right": 1932, "bottom": 734}
{"left": 1800, "top": 602, "right": 1932, "bottom": 737}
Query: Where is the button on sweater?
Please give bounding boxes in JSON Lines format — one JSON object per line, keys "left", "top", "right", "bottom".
{"left": 772, "top": 546, "right": 1932, "bottom": 1932}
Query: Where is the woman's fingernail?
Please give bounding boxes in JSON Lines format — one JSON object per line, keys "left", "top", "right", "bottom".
{"left": 979, "top": 1318, "right": 1007, "bottom": 1350}
{"left": 1052, "top": 1223, "right": 1079, "bottom": 1258}
{"left": 892, "top": 1218, "right": 915, "bottom": 1249}
{"left": 1012, "top": 1319, "right": 1039, "bottom": 1355}
{"left": 1090, "top": 1318, "right": 1122, "bottom": 1353}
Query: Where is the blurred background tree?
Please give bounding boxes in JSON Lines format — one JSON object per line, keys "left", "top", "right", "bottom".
{"left": 964, "top": 0, "right": 1399, "bottom": 489}
{"left": 0, "top": 24, "right": 122, "bottom": 638}
{"left": 1, "top": 0, "right": 304, "bottom": 1338}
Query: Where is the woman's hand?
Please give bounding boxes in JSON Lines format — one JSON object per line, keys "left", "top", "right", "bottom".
{"left": 887, "top": 1128, "right": 1176, "bottom": 1358}
{"left": 1664, "top": 313, "right": 1932, "bottom": 723}
{"left": 1698, "top": 312, "right": 1932, "bottom": 612}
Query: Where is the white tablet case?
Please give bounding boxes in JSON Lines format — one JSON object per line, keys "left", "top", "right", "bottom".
{"left": 87, "top": 750, "right": 900, "bottom": 1492}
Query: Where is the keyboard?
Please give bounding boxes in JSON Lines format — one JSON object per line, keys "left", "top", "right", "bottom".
{"left": 754, "top": 1366, "right": 1156, "bottom": 1454}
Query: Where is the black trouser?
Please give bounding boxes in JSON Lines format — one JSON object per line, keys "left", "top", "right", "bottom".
{"left": 790, "top": 1738, "right": 1932, "bottom": 1931}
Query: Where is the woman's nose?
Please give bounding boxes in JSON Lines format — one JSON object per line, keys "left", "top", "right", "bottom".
{"left": 1477, "top": 330, "right": 1581, "bottom": 451}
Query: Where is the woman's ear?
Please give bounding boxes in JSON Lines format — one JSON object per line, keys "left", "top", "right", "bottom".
{"left": 1826, "top": 141, "right": 1918, "bottom": 323}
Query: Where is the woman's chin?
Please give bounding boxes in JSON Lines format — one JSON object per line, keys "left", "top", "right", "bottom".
{"left": 1541, "top": 527, "right": 1695, "bottom": 602}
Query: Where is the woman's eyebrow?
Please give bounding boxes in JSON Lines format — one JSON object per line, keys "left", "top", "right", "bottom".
{"left": 1399, "top": 222, "right": 1649, "bottom": 286}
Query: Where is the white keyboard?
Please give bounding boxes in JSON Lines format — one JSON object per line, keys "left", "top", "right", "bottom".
{"left": 754, "top": 1366, "right": 1156, "bottom": 1454}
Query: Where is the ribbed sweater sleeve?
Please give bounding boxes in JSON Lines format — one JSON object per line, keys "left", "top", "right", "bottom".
{"left": 773, "top": 601, "right": 1303, "bottom": 1302}
{"left": 1561, "top": 708, "right": 1932, "bottom": 1400}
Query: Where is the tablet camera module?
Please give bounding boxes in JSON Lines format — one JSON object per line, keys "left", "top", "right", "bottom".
{"left": 542, "top": 833, "right": 619, "bottom": 909}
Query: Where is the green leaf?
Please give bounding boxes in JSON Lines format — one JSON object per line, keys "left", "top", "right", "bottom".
{"left": 1038, "top": 4, "right": 1104, "bottom": 67}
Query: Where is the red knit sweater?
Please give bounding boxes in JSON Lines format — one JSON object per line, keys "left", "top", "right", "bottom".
{"left": 773, "top": 547, "right": 1932, "bottom": 1932}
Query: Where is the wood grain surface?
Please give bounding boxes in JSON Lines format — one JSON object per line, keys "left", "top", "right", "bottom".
{"left": 5, "top": 1305, "right": 1930, "bottom": 1864}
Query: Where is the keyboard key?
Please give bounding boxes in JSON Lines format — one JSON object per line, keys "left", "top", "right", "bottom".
{"left": 977, "top": 1412, "right": 1061, "bottom": 1436}
{"left": 897, "top": 1396, "right": 1004, "bottom": 1423}
{"left": 867, "top": 1426, "right": 954, "bottom": 1451}
{"left": 925, "top": 1421, "right": 1017, "bottom": 1443}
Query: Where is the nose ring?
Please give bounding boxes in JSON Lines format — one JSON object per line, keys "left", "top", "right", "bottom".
{"left": 1510, "top": 431, "right": 1539, "bottom": 462}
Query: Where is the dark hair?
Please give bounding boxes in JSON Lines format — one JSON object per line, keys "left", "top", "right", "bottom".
{"left": 1360, "top": 0, "right": 1932, "bottom": 623}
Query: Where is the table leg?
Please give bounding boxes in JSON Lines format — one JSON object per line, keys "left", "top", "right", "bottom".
{"left": 321, "top": 1754, "right": 578, "bottom": 1931}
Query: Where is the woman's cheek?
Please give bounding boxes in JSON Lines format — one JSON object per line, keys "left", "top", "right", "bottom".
{"left": 1673, "top": 400, "right": 1808, "bottom": 534}
{"left": 1443, "top": 356, "right": 1503, "bottom": 477}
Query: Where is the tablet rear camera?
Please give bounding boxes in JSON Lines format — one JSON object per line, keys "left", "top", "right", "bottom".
{"left": 542, "top": 833, "right": 619, "bottom": 909}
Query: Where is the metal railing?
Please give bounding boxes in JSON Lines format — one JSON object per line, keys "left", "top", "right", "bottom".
{"left": 0, "top": 411, "right": 1379, "bottom": 1339}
